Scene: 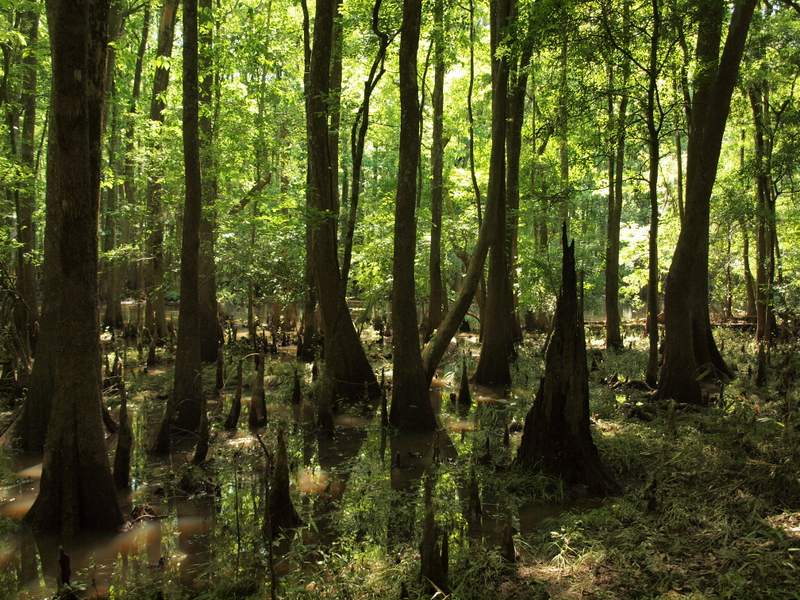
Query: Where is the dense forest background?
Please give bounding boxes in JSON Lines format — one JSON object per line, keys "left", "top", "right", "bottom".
{"left": 1, "top": 0, "right": 800, "bottom": 597}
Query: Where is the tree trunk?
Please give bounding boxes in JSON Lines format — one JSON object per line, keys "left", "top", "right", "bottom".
{"left": 426, "top": 0, "right": 446, "bottom": 341}
{"left": 144, "top": 0, "right": 179, "bottom": 342}
{"left": 26, "top": 0, "right": 123, "bottom": 536}
{"left": 604, "top": 0, "right": 630, "bottom": 351}
{"left": 516, "top": 227, "right": 616, "bottom": 495}
{"left": 657, "top": 0, "right": 755, "bottom": 404}
{"left": 198, "top": 0, "right": 219, "bottom": 363}
{"left": 340, "top": 0, "right": 392, "bottom": 290}
{"left": 741, "top": 218, "right": 756, "bottom": 318}
{"left": 153, "top": 0, "right": 203, "bottom": 450}
{"left": 308, "top": 0, "right": 377, "bottom": 401}
{"left": 473, "top": 0, "right": 515, "bottom": 388}
{"left": 389, "top": 0, "right": 434, "bottom": 432}
{"left": 645, "top": 0, "right": 661, "bottom": 387}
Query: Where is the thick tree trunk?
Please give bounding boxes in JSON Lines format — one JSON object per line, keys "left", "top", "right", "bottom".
{"left": 308, "top": 0, "right": 377, "bottom": 401}
{"left": 144, "top": 0, "right": 179, "bottom": 342}
{"left": 657, "top": 0, "right": 755, "bottom": 404}
{"left": 26, "top": 0, "right": 123, "bottom": 536}
{"left": 389, "top": 0, "right": 434, "bottom": 431}
{"left": 516, "top": 228, "right": 616, "bottom": 494}
{"left": 473, "top": 0, "right": 515, "bottom": 388}
{"left": 198, "top": 0, "right": 219, "bottom": 363}
{"left": 153, "top": 0, "right": 203, "bottom": 450}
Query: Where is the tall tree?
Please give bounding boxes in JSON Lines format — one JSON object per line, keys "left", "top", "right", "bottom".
{"left": 143, "top": 0, "right": 179, "bottom": 342}
{"left": 153, "top": 0, "right": 204, "bottom": 451}
{"left": 603, "top": 0, "right": 630, "bottom": 351}
{"left": 425, "top": 0, "right": 446, "bottom": 340}
{"left": 198, "top": 0, "right": 219, "bottom": 362}
{"left": 307, "top": 0, "right": 377, "bottom": 401}
{"left": 26, "top": 0, "right": 123, "bottom": 535}
{"left": 657, "top": 0, "right": 756, "bottom": 404}
{"left": 388, "top": 0, "right": 435, "bottom": 431}
{"left": 473, "top": 0, "right": 516, "bottom": 387}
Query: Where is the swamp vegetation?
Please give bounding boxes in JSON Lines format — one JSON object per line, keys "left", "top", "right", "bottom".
{"left": 1, "top": 0, "right": 800, "bottom": 597}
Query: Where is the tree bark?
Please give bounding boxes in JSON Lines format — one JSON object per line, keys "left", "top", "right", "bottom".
{"left": 604, "top": 0, "right": 630, "bottom": 351}
{"left": 657, "top": 0, "right": 755, "bottom": 404}
{"left": 198, "top": 0, "right": 219, "bottom": 362}
{"left": 308, "top": 0, "right": 377, "bottom": 401}
{"left": 473, "top": 0, "right": 515, "bottom": 388}
{"left": 389, "top": 0, "right": 434, "bottom": 431}
{"left": 144, "top": 0, "right": 179, "bottom": 341}
{"left": 425, "top": 0, "right": 446, "bottom": 340}
{"left": 153, "top": 0, "right": 203, "bottom": 450}
{"left": 516, "top": 227, "right": 616, "bottom": 495}
{"left": 26, "top": 0, "right": 123, "bottom": 536}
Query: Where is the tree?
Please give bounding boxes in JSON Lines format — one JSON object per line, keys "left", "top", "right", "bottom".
{"left": 657, "top": 0, "right": 756, "bottom": 404}
{"left": 388, "top": 0, "right": 434, "bottom": 431}
{"left": 153, "top": 0, "right": 204, "bottom": 451}
{"left": 473, "top": 0, "right": 516, "bottom": 388}
{"left": 516, "top": 227, "right": 616, "bottom": 494}
{"left": 26, "top": 0, "right": 123, "bottom": 535}
{"left": 307, "top": 0, "right": 378, "bottom": 401}
{"left": 198, "top": 0, "right": 220, "bottom": 363}
{"left": 143, "top": 0, "right": 179, "bottom": 342}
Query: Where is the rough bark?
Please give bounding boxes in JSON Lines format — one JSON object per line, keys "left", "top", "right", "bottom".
{"left": 389, "top": 0, "right": 434, "bottom": 431}
{"left": 516, "top": 228, "right": 616, "bottom": 495}
{"left": 308, "top": 0, "right": 377, "bottom": 401}
{"left": 657, "top": 0, "right": 755, "bottom": 404}
{"left": 26, "top": 0, "right": 124, "bottom": 535}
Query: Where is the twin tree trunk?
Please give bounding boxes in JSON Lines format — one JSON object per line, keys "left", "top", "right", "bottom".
{"left": 27, "top": 0, "right": 123, "bottom": 535}
{"left": 389, "top": 0, "right": 434, "bottom": 431}
{"left": 308, "top": 0, "right": 377, "bottom": 401}
{"left": 473, "top": 0, "right": 515, "bottom": 387}
{"left": 657, "top": 0, "right": 756, "bottom": 404}
{"left": 516, "top": 228, "right": 615, "bottom": 495}
{"left": 154, "top": 0, "right": 204, "bottom": 451}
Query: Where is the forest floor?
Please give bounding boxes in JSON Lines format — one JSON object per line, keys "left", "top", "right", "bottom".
{"left": 0, "top": 325, "right": 799, "bottom": 599}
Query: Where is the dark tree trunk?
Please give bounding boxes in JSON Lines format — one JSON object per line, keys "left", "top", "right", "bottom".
{"left": 113, "top": 381, "right": 133, "bottom": 489}
{"left": 308, "top": 0, "right": 377, "bottom": 401}
{"left": 604, "top": 0, "right": 630, "bottom": 351}
{"left": 389, "top": 0, "right": 434, "bottom": 431}
{"left": 153, "top": 0, "right": 203, "bottom": 450}
{"left": 657, "top": 0, "right": 755, "bottom": 404}
{"left": 741, "top": 218, "right": 756, "bottom": 318}
{"left": 26, "top": 0, "right": 123, "bottom": 536}
{"left": 516, "top": 228, "right": 616, "bottom": 494}
{"left": 425, "top": 0, "right": 446, "bottom": 340}
{"left": 198, "top": 0, "right": 219, "bottom": 363}
{"left": 473, "top": 0, "right": 515, "bottom": 388}
{"left": 144, "top": 0, "right": 179, "bottom": 342}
